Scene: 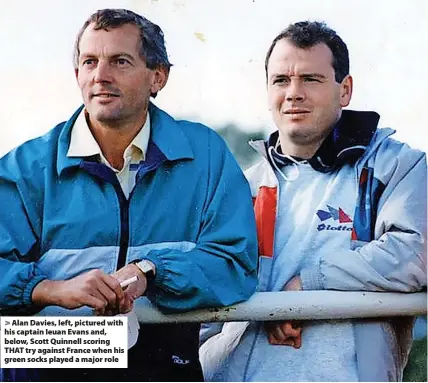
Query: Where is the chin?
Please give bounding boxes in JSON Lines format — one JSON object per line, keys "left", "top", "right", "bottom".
{"left": 92, "top": 110, "right": 123, "bottom": 124}
{"left": 282, "top": 123, "right": 311, "bottom": 136}
{"left": 279, "top": 126, "right": 315, "bottom": 144}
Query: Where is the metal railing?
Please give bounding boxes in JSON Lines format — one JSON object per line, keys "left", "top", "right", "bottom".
{"left": 134, "top": 291, "right": 427, "bottom": 324}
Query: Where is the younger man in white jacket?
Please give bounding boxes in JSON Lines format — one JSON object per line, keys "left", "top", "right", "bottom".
{"left": 200, "top": 20, "right": 427, "bottom": 382}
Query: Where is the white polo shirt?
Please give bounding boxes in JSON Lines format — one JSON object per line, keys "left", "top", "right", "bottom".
{"left": 67, "top": 109, "right": 150, "bottom": 199}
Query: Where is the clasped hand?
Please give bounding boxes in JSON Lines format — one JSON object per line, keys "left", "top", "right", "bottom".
{"left": 265, "top": 275, "right": 303, "bottom": 349}
{"left": 32, "top": 264, "right": 146, "bottom": 316}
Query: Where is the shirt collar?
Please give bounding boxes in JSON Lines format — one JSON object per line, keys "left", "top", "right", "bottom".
{"left": 57, "top": 103, "right": 195, "bottom": 177}
{"left": 67, "top": 109, "right": 151, "bottom": 160}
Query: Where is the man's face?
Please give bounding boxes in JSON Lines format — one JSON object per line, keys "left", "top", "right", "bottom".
{"left": 267, "top": 38, "right": 352, "bottom": 150}
{"left": 76, "top": 23, "right": 166, "bottom": 127}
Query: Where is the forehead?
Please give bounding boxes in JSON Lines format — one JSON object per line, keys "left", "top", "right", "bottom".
{"left": 79, "top": 22, "right": 142, "bottom": 56}
{"left": 267, "top": 38, "right": 334, "bottom": 76}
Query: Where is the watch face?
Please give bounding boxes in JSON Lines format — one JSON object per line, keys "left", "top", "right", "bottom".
{"left": 138, "top": 260, "right": 155, "bottom": 279}
{"left": 139, "top": 260, "right": 153, "bottom": 273}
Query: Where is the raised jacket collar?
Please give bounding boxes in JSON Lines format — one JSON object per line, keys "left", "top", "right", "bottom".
{"left": 252, "top": 110, "right": 381, "bottom": 173}
{"left": 57, "top": 103, "right": 194, "bottom": 176}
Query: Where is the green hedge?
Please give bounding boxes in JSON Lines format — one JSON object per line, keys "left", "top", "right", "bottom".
{"left": 403, "top": 337, "right": 427, "bottom": 382}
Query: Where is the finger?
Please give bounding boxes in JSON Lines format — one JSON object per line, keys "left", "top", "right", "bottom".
{"left": 121, "top": 302, "right": 133, "bottom": 314}
{"left": 100, "top": 274, "right": 125, "bottom": 303}
{"left": 119, "top": 291, "right": 134, "bottom": 314}
{"left": 267, "top": 324, "right": 286, "bottom": 342}
{"left": 80, "top": 271, "right": 121, "bottom": 310}
{"left": 94, "top": 307, "right": 106, "bottom": 316}
{"left": 268, "top": 333, "right": 295, "bottom": 347}
{"left": 268, "top": 332, "right": 280, "bottom": 345}
{"left": 93, "top": 274, "right": 124, "bottom": 311}
{"left": 281, "top": 338, "right": 295, "bottom": 347}
{"left": 91, "top": 279, "right": 119, "bottom": 310}
{"left": 293, "top": 333, "right": 302, "bottom": 349}
{"left": 84, "top": 295, "right": 108, "bottom": 315}
{"left": 103, "top": 307, "right": 117, "bottom": 317}
{"left": 84, "top": 281, "right": 116, "bottom": 314}
{"left": 280, "top": 322, "right": 302, "bottom": 338}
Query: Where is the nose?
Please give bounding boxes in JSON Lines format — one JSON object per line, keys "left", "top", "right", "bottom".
{"left": 93, "top": 60, "right": 112, "bottom": 83}
{"left": 286, "top": 79, "right": 305, "bottom": 102}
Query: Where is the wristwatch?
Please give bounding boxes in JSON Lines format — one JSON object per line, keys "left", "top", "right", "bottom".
{"left": 134, "top": 259, "right": 156, "bottom": 282}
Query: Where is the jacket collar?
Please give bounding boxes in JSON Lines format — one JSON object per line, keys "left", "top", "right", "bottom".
{"left": 57, "top": 102, "right": 194, "bottom": 176}
{"left": 252, "top": 110, "right": 380, "bottom": 173}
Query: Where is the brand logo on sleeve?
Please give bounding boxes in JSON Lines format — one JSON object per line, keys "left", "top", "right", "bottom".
{"left": 172, "top": 355, "right": 190, "bottom": 365}
{"left": 316, "top": 205, "right": 353, "bottom": 232}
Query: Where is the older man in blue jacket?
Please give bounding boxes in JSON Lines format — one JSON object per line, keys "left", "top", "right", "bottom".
{"left": 0, "top": 8, "right": 258, "bottom": 382}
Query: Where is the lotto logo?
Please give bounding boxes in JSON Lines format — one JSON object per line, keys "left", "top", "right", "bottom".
{"left": 316, "top": 205, "right": 353, "bottom": 232}
{"left": 316, "top": 205, "right": 352, "bottom": 223}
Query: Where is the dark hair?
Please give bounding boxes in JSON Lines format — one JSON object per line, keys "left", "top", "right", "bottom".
{"left": 74, "top": 9, "right": 172, "bottom": 97}
{"left": 265, "top": 21, "right": 349, "bottom": 83}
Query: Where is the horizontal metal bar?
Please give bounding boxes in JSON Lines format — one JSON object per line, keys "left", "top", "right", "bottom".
{"left": 134, "top": 291, "right": 427, "bottom": 323}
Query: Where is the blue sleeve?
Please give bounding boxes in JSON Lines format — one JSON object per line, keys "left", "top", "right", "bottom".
{"left": 143, "top": 130, "right": 258, "bottom": 312}
{"left": 0, "top": 177, "right": 46, "bottom": 309}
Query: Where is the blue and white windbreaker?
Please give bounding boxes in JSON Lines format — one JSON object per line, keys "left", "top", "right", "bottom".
{"left": 200, "top": 110, "right": 427, "bottom": 382}
{"left": 0, "top": 103, "right": 258, "bottom": 316}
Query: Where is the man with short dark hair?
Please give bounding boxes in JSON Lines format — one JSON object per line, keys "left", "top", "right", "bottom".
{"left": 0, "top": 9, "right": 258, "bottom": 382}
{"left": 200, "top": 21, "right": 426, "bottom": 382}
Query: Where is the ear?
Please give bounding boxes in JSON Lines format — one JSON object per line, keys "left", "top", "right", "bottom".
{"left": 339, "top": 75, "right": 353, "bottom": 107}
{"left": 150, "top": 66, "right": 169, "bottom": 95}
{"left": 74, "top": 68, "right": 79, "bottom": 81}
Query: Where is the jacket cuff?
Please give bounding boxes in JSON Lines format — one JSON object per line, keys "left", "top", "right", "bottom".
{"left": 300, "top": 267, "right": 324, "bottom": 290}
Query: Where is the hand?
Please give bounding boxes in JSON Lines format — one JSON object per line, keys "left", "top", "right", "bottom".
{"left": 265, "top": 321, "right": 302, "bottom": 348}
{"left": 32, "top": 269, "right": 125, "bottom": 316}
{"left": 112, "top": 263, "right": 148, "bottom": 313}
{"left": 283, "top": 275, "right": 302, "bottom": 291}
{"left": 265, "top": 275, "right": 303, "bottom": 348}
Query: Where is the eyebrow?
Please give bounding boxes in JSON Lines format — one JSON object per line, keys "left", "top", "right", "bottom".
{"left": 111, "top": 53, "right": 136, "bottom": 61}
{"left": 270, "top": 73, "right": 328, "bottom": 81}
{"left": 79, "top": 52, "right": 136, "bottom": 61}
{"left": 301, "top": 73, "right": 327, "bottom": 80}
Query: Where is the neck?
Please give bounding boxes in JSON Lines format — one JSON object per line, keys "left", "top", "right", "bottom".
{"left": 88, "top": 114, "right": 147, "bottom": 170}
{"left": 278, "top": 134, "right": 323, "bottom": 159}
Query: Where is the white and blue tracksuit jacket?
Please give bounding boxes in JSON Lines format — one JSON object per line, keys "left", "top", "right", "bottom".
{"left": 200, "top": 110, "right": 427, "bottom": 382}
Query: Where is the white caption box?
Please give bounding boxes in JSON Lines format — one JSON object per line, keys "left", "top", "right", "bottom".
{"left": 0, "top": 317, "right": 128, "bottom": 368}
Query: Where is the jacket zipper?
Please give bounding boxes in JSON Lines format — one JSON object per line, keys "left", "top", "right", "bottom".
{"left": 114, "top": 183, "right": 130, "bottom": 270}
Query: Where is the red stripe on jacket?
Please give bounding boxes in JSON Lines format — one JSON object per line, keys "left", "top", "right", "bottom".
{"left": 253, "top": 186, "right": 277, "bottom": 258}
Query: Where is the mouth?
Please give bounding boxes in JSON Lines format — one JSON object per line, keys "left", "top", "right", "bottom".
{"left": 92, "top": 93, "right": 120, "bottom": 99}
{"left": 284, "top": 108, "right": 310, "bottom": 115}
